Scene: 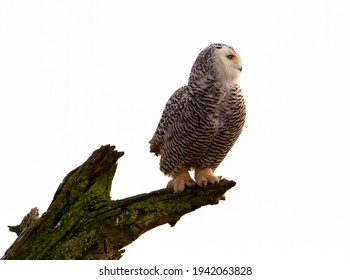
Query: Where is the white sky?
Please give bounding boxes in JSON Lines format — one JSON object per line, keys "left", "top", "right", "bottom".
{"left": 1, "top": 0, "right": 350, "bottom": 279}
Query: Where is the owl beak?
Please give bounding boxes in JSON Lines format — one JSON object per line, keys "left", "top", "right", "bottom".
{"left": 237, "top": 66, "right": 242, "bottom": 72}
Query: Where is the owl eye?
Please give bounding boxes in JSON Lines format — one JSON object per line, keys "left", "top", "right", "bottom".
{"left": 227, "top": 54, "right": 234, "bottom": 60}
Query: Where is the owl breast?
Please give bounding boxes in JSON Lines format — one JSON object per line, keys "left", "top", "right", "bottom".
{"left": 196, "top": 82, "right": 245, "bottom": 170}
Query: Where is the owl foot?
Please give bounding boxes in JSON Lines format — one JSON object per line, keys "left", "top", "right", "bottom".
{"left": 195, "top": 167, "right": 221, "bottom": 188}
{"left": 168, "top": 168, "right": 195, "bottom": 193}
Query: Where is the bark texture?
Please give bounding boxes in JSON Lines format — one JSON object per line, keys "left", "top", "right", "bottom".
{"left": 2, "top": 145, "right": 235, "bottom": 260}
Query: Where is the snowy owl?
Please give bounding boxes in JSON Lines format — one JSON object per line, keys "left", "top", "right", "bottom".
{"left": 149, "top": 43, "right": 246, "bottom": 193}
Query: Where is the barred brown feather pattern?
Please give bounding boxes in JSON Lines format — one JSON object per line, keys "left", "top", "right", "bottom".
{"left": 149, "top": 43, "right": 246, "bottom": 178}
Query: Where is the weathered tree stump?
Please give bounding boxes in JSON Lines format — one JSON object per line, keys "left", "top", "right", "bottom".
{"left": 2, "top": 145, "right": 235, "bottom": 260}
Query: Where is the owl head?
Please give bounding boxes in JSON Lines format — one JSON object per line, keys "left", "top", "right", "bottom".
{"left": 188, "top": 43, "right": 242, "bottom": 86}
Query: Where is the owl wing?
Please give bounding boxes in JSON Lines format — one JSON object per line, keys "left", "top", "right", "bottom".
{"left": 149, "top": 86, "right": 187, "bottom": 156}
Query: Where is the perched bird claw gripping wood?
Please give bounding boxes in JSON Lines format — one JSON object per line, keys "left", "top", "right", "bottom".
{"left": 166, "top": 167, "right": 196, "bottom": 193}
{"left": 195, "top": 167, "right": 222, "bottom": 188}
{"left": 150, "top": 43, "right": 246, "bottom": 193}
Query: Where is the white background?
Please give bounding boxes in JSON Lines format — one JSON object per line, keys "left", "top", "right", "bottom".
{"left": 1, "top": 0, "right": 350, "bottom": 279}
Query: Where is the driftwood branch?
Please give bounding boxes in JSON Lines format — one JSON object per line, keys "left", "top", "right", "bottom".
{"left": 2, "top": 145, "right": 235, "bottom": 260}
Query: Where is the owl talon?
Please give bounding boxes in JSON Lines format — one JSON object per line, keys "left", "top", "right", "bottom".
{"left": 167, "top": 180, "right": 174, "bottom": 189}
{"left": 169, "top": 168, "right": 195, "bottom": 193}
{"left": 195, "top": 167, "right": 221, "bottom": 188}
{"left": 196, "top": 178, "right": 208, "bottom": 188}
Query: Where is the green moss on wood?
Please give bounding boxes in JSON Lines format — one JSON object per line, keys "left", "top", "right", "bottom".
{"left": 2, "top": 145, "right": 235, "bottom": 260}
